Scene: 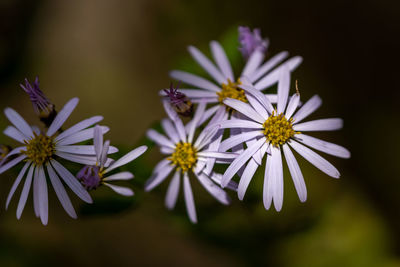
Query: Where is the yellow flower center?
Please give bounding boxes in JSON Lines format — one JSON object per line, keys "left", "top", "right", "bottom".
{"left": 217, "top": 79, "right": 248, "bottom": 104}
{"left": 263, "top": 111, "right": 299, "bottom": 146}
{"left": 22, "top": 133, "right": 55, "bottom": 165}
{"left": 168, "top": 142, "right": 197, "bottom": 173}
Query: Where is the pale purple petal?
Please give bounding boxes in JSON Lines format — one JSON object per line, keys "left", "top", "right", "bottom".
{"left": 289, "top": 140, "right": 340, "bottom": 178}
{"left": 188, "top": 102, "right": 206, "bottom": 143}
{"left": 55, "top": 116, "right": 103, "bottom": 142}
{"left": 241, "top": 50, "right": 265, "bottom": 79}
{"left": 103, "top": 172, "right": 134, "bottom": 181}
{"left": 4, "top": 126, "right": 26, "bottom": 143}
{"left": 213, "top": 119, "right": 263, "bottom": 130}
{"left": 285, "top": 93, "right": 300, "bottom": 119}
{"left": 94, "top": 125, "right": 103, "bottom": 162}
{"left": 6, "top": 162, "right": 30, "bottom": 209}
{"left": 295, "top": 134, "right": 350, "bottom": 158}
{"left": 57, "top": 126, "right": 109, "bottom": 146}
{"left": 292, "top": 95, "right": 322, "bottom": 124}
{"left": 147, "top": 129, "right": 175, "bottom": 149}
{"left": 238, "top": 159, "right": 258, "bottom": 200}
{"left": 50, "top": 159, "right": 93, "bottom": 203}
{"left": 165, "top": 171, "right": 180, "bottom": 210}
{"left": 0, "top": 155, "right": 27, "bottom": 174}
{"left": 196, "top": 172, "right": 230, "bottom": 205}
{"left": 161, "top": 119, "right": 180, "bottom": 144}
{"left": 16, "top": 164, "right": 34, "bottom": 219}
{"left": 104, "top": 183, "right": 134, "bottom": 196}
{"left": 170, "top": 70, "right": 221, "bottom": 92}
{"left": 282, "top": 144, "right": 307, "bottom": 202}
{"left": 47, "top": 98, "right": 79, "bottom": 137}
{"left": 183, "top": 172, "right": 197, "bottom": 223}
{"left": 250, "top": 51, "right": 289, "bottom": 82}
{"left": 145, "top": 164, "right": 174, "bottom": 191}
{"left": 223, "top": 98, "right": 265, "bottom": 123}
{"left": 293, "top": 118, "right": 343, "bottom": 132}
{"left": 47, "top": 163, "right": 77, "bottom": 218}
{"left": 4, "top": 108, "right": 34, "bottom": 139}
{"left": 219, "top": 130, "right": 262, "bottom": 152}
{"left": 105, "top": 146, "right": 147, "bottom": 174}
{"left": 277, "top": 65, "right": 290, "bottom": 114}
{"left": 210, "top": 41, "right": 234, "bottom": 81}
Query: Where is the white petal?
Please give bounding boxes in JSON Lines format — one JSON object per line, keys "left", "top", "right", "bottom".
{"left": 147, "top": 129, "right": 175, "bottom": 149}
{"left": 183, "top": 172, "right": 197, "bottom": 223}
{"left": 238, "top": 159, "right": 259, "bottom": 200}
{"left": 188, "top": 102, "right": 206, "bottom": 143}
{"left": 223, "top": 98, "right": 265, "bottom": 123}
{"left": 50, "top": 159, "right": 93, "bottom": 203}
{"left": 55, "top": 152, "right": 98, "bottom": 166}
{"left": 221, "top": 138, "right": 265, "bottom": 187}
{"left": 100, "top": 140, "right": 110, "bottom": 167}
{"left": 219, "top": 131, "right": 262, "bottom": 152}
{"left": 57, "top": 126, "right": 109, "bottom": 146}
{"left": 16, "top": 164, "right": 35, "bottom": 219}
{"left": 250, "top": 51, "right": 289, "bottom": 82}
{"left": 263, "top": 154, "right": 273, "bottom": 210}
{"left": 277, "top": 65, "right": 290, "bottom": 114}
{"left": 105, "top": 146, "right": 147, "bottom": 173}
{"left": 295, "top": 134, "right": 350, "bottom": 158}
{"left": 162, "top": 101, "right": 187, "bottom": 142}
{"left": 188, "top": 45, "right": 225, "bottom": 84}
{"left": 0, "top": 155, "right": 26, "bottom": 174}
{"left": 4, "top": 126, "right": 26, "bottom": 143}
{"left": 292, "top": 95, "right": 322, "bottom": 124}
{"left": 170, "top": 70, "right": 221, "bottom": 92}
{"left": 55, "top": 145, "right": 117, "bottom": 155}
{"left": 282, "top": 144, "right": 307, "bottom": 202}
{"left": 94, "top": 125, "right": 103, "bottom": 162}
{"left": 165, "top": 171, "right": 180, "bottom": 210}
{"left": 196, "top": 172, "right": 230, "bottom": 205}
{"left": 47, "top": 98, "right": 79, "bottom": 137}
{"left": 103, "top": 172, "right": 134, "bottom": 181}
{"left": 293, "top": 118, "right": 343, "bottom": 132}
{"left": 289, "top": 140, "right": 340, "bottom": 178}
{"left": 239, "top": 84, "right": 274, "bottom": 113}
{"left": 173, "top": 89, "right": 217, "bottom": 98}
{"left": 161, "top": 119, "right": 180, "bottom": 144}
{"left": 213, "top": 119, "right": 263, "bottom": 130}
{"left": 197, "top": 151, "right": 238, "bottom": 159}
{"left": 6, "top": 162, "right": 30, "bottom": 209}
{"left": 4, "top": 108, "right": 33, "bottom": 138}
{"left": 37, "top": 165, "right": 49, "bottom": 225}
{"left": 246, "top": 93, "right": 269, "bottom": 119}
{"left": 241, "top": 50, "right": 265, "bottom": 79}
{"left": 285, "top": 93, "right": 300, "bottom": 119}
{"left": 197, "top": 105, "right": 220, "bottom": 126}
{"left": 254, "top": 56, "right": 303, "bottom": 90}
{"left": 46, "top": 163, "right": 77, "bottom": 218}
{"left": 271, "top": 146, "right": 284, "bottom": 211}
{"left": 104, "top": 183, "right": 134, "bottom": 196}
{"left": 55, "top": 116, "right": 103, "bottom": 142}
{"left": 145, "top": 164, "right": 174, "bottom": 191}
{"left": 210, "top": 41, "right": 234, "bottom": 81}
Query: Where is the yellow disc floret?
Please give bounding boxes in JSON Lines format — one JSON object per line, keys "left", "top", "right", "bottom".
{"left": 168, "top": 142, "right": 197, "bottom": 173}
{"left": 217, "top": 79, "right": 248, "bottom": 104}
{"left": 22, "top": 133, "right": 55, "bottom": 165}
{"left": 263, "top": 111, "right": 299, "bottom": 146}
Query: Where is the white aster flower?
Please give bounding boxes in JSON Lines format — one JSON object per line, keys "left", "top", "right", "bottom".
{"left": 76, "top": 125, "right": 147, "bottom": 196}
{"left": 168, "top": 39, "right": 303, "bottom": 127}
{"left": 145, "top": 100, "right": 237, "bottom": 223}
{"left": 0, "top": 98, "right": 114, "bottom": 225}
{"left": 216, "top": 68, "right": 350, "bottom": 211}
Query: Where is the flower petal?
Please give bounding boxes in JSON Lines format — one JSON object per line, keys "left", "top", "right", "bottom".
{"left": 147, "top": 129, "right": 175, "bottom": 149}
{"left": 55, "top": 145, "right": 117, "bottom": 155}
{"left": 55, "top": 116, "right": 103, "bottom": 142}
{"left": 50, "top": 159, "right": 93, "bottom": 203}
{"left": 188, "top": 45, "right": 225, "bottom": 84}
{"left": 219, "top": 130, "right": 262, "bottom": 152}
{"left": 6, "top": 162, "right": 30, "bottom": 209}
{"left": 4, "top": 126, "right": 26, "bottom": 143}
{"left": 196, "top": 172, "right": 231, "bottom": 205}
{"left": 145, "top": 164, "right": 174, "bottom": 191}
{"left": 292, "top": 95, "right": 322, "bottom": 124}
{"left": 183, "top": 172, "right": 197, "bottom": 223}
{"left": 170, "top": 70, "right": 221, "bottom": 92}
{"left": 161, "top": 119, "right": 180, "bottom": 144}
{"left": 289, "top": 140, "right": 340, "bottom": 178}
{"left": 285, "top": 93, "right": 300, "bottom": 119}
{"left": 277, "top": 65, "right": 290, "bottom": 114}
{"left": 105, "top": 146, "right": 147, "bottom": 174}
{"left": 210, "top": 41, "right": 234, "bottom": 81}
{"left": 165, "top": 171, "right": 180, "bottom": 210}
{"left": 4, "top": 108, "right": 34, "bottom": 139}
{"left": 0, "top": 155, "right": 27, "bottom": 174}
{"left": 36, "top": 165, "right": 49, "bottom": 225}
{"left": 241, "top": 50, "right": 265, "bottom": 79}
{"left": 57, "top": 126, "right": 109, "bottom": 146}
{"left": 16, "top": 164, "right": 35, "bottom": 219}
{"left": 94, "top": 125, "right": 103, "bottom": 162}
{"left": 221, "top": 138, "right": 265, "bottom": 187}
{"left": 238, "top": 159, "right": 259, "bottom": 200}
{"left": 223, "top": 98, "right": 265, "bottom": 123}
{"left": 212, "top": 119, "right": 263, "bottom": 130}
{"left": 282, "top": 144, "right": 307, "bottom": 202}
{"left": 47, "top": 98, "right": 79, "bottom": 137}
{"left": 47, "top": 163, "right": 77, "bottom": 219}
{"left": 250, "top": 51, "right": 289, "bottom": 82}
{"left": 104, "top": 183, "right": 134, "bottom": 196}
{"left": 293, "top": 118, "right": 343, "bottom": 132}
{"left": 188, "top": 102, "right": 206, "bottom": 143}
{"left": 295, "top": 134, "right": 350, "bottom": 158}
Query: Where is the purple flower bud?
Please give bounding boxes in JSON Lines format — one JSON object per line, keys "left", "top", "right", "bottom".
{"left": 163, "top": 82, "right": 193, "bottom": 117}
{"left": 20, "top": 76, "right": 57, "bottom": 127}
{"left": 77, "top": 165, "right": 102, "bottom": 191}
{"left": 238, "top": 26, "right": 269, "bottom": 59}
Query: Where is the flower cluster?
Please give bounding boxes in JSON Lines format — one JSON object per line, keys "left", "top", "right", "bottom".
{"left": 0, "top": 26, "right": 350, "bottom": 225}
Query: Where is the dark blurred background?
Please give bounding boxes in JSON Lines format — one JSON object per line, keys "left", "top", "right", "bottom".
{"left": 0, "top": 0, "right": 399, "bottom": 266}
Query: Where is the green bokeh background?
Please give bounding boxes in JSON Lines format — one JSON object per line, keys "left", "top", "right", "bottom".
{"left": 0, "top": 0, "right": 399, "bottom": 266}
